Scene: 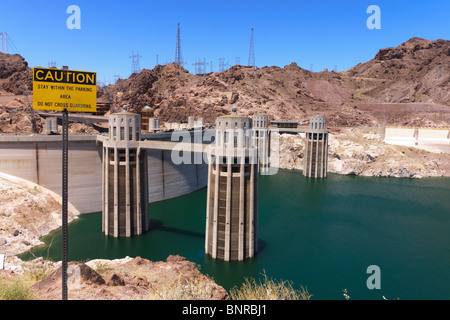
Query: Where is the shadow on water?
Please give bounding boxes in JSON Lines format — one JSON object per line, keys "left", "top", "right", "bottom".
{"left": 148, "top": 219, "right": 268, "bottom": 252}
{"left": 148, "top": 219, "right": 204, "bottom": 239}
{"left": 257, "top": 239, "right": 267, "bottom": 252}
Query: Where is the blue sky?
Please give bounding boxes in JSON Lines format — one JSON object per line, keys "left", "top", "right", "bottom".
{"left": 1, "top": 0, "right": 449, "bottom": 85}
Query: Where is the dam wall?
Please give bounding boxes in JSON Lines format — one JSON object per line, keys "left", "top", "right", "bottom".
{"left": 143, "top": 130, "right": 210, "bottom": 201}
{"left": 147, "top": 149, "right": 207, "bottom": 202}
{"left": 0, "top": 134, "right": 208, "bottom": 214}
{"left": 0, "top": 135, "right": 101, "bottom": 214}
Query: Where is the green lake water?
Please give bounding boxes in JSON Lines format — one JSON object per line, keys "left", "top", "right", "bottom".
{"left": 20, "top": 170, "right": 450, "bottom": 300}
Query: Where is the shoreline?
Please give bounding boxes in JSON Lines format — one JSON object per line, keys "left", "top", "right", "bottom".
{"left": 273, "top": 128, "right": 450, "bottom": 179}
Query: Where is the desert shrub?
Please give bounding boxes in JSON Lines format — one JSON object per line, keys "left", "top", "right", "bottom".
{"left": 153, "top": 272, "right": 218, "bottom": 300}
{"left": 93, "top": 261, "right": 110, "bottom": 276}
{"left": 230, "top": 271, "right": 312, "bottom": 300}
{"left": 0, "top": 277, "right": 36, "bottom": 300}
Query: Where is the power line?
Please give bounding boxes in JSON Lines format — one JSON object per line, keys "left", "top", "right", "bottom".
{"left": 7, "top": 34, "right": 20, "bottom": 54}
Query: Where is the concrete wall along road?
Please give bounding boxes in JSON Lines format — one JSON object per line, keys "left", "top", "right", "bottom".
{"left": 384, "top": 127, "right": 450, "bottom": 153}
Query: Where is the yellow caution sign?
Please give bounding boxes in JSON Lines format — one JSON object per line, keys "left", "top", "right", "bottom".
{"left": 33, "top": 67, "right": 97, "bottom": 112}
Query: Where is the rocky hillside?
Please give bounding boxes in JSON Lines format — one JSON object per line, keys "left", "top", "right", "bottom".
{"left": 108, "top": 62, "right": 364, "bottom": 126}
{"left": 106, "top": 37, "right": 450, "bottom": 127}
{"left": 343, "top": 38, "right": 450, "bottom": 105}
{"left": 0, "top": 52, "right": 32, "bottom": 95}
{"left": 0, "top": 37, "right": 449, "bottom": 130}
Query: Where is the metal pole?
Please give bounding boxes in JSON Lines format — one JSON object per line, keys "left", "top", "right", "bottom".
{"left": 62, "top": 108, "right": 69, "bottom": 300}
{"left": 61, "top": 66, "right": 69, "bottom": 300}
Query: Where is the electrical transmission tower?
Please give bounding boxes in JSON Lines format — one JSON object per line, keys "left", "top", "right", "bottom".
{"left": 235, "top": 57, "right": 240, "bottom": 65}
{"left": 0, "top": 32, "right": 7, "bottom": 53}
{"left": 130, "top": 50, "right": 142, "bottom": 74}
{"left": 48, "top": 61, "right": 57, "bottom": 68}
{"left": 218, "top": 58, "right": 225, "bottom": 72}
{"left": 193, "top": 59, "right": 200, "bottom": 74}
{"left": 0, "top": 32, "right": 20, "bottom": 54}
{"left": 0, "top": 33, "right": 20, "bottom": 54}
{"left": 175, "top": 23, "right": 183, "bottom": 66}
{"left": 248, "top": 28, "right": 255, "bottom": 68}
{"left": 193, "top": 58, "right": 209, "bottom": 74}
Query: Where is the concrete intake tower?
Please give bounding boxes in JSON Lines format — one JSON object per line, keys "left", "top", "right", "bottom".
{"left": 205, "top": 108, "right": 258, "bottom": 261}
{"left": 252, "top": 113, "right": 270, "bottom": 173}
{"left": 102, "top": 108, "right": 149, "bottom": 237}
{"left": 303, "top": 114, "right": 328, "bottom": 178}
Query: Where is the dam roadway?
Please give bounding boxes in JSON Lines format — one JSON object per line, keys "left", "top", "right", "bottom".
{"left": 37, "top": 112, "right": 109, "bottom": 125}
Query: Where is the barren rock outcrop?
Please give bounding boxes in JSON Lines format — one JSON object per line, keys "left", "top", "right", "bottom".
{"left": 0, "top": 173, "right": 80, "bottom": 257}
{"left": 0, "top": 52, "right": 32, "bottom": 95}
{"left": 28, "top": 255, "right": 229, "bottom": 300}
{"left": 272, "top": 128, "right": 450, "bottom": 178}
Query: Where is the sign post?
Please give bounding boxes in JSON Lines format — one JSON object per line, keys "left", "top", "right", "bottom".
{"left": 62, "top": 106, "right": 68, "bottom": 300}
{"left": 33, "top": 66, "right": 96, "bottom": 300}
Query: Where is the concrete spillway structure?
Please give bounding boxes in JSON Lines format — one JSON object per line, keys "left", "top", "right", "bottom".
{"left": 252, "top": 114, "right": 270, "bottom": 173}
{"left": 303, "top": 114, "right": 328, "bottom": 178}
{"left": 205, "top": 108, "right": 258, "bottom": 261}
{"left": 102, "top": 110, "right": 149, "bottom": 237}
